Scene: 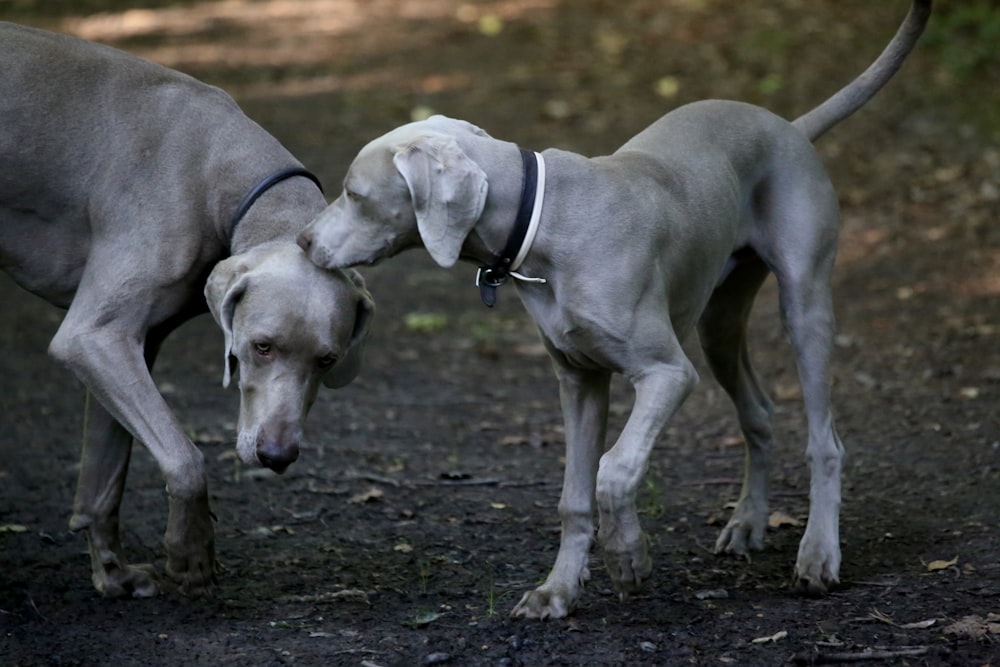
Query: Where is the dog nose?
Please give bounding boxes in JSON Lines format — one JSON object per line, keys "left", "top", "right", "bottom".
{"left": 296, "top": 230, "right": 313, "bottom": 252}
{"left": 257, "top": 442, "right": 299, "bottom": 474}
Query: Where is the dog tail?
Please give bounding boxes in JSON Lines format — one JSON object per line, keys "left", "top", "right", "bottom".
{"left": 793, "top": 0, "right": 932, "bottom": 142}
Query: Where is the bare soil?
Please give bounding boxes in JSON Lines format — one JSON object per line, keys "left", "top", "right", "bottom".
{"left": 1, "top": 1, "right": 997, "bottom": 665}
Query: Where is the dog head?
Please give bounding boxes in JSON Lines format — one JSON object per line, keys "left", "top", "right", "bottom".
{"left": 204, "top": 244, "right": 374, "bottom": 473}
{"left": 298, "top": 115, "right": 489, "bottom": 270}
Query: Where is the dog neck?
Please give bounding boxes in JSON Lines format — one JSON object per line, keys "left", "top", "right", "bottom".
{"left": 474, "top": 148, "right": 546, "bottom": 306}
{"left": 459, "top": 141, "right": 548, "bottom": 307}
{"left": 227, "top": 169, "right": 327, "bottom": 254}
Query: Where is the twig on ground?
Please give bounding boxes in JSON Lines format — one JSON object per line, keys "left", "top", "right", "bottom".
{"left": 807, "top": 645, "right": 929, "bottom": 663}
{"left": 413, "top": 477, "right": 503, "bottom": 486}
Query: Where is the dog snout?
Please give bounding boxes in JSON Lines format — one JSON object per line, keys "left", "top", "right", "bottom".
{"left": 257, "top": 441, "right": 300, "bottom": 474}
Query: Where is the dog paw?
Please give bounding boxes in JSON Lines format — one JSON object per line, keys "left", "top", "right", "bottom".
{"left": 600, "top": 531, "right": 652, "bottom": 597}
{"left": 713, "top": 495, "right": 767, "bottom": 556}
{"left": 597, "top": 513, "right": 652, "bottom": 596}
{"left": 793, "top": 534, "right": 840, "bottom": 595}
{"left": 793, "top": 562, "right": 839, "bottom": 596}
{"left": 511, "top": 587, "right": 575, "bottom": 619}
{"left": 714, "top": 516, "right": 766, "bottom": 557}
{"left": 94, "top": 562, "right": 160, "bottom": 599}
{"left": 165, "top": 552, "right": 218, "bottom": 596}
{"left": 163, "top": 493, "right": 218, "bottom": 595}
{"left": 603, "top": 547, "right": 652, "bottom": 597}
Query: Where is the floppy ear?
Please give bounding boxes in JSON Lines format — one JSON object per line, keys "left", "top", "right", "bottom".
{"left": 392, "top": 134, "right": 488, "bottom": 268}
{"left": 205, "top": 257, "right": 250, "bottom": 388}
{"left": 323, "top": 270, "right": 376, "bottom": 389}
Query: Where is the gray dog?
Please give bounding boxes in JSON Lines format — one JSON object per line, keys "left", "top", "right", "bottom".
{"left": 298, "top": 0, "right": 930, "bottom": 618}
{"left": 1, "top": 23, "right": 373, "bottom": 597}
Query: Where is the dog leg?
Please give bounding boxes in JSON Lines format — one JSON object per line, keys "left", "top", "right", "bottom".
{"left": 777, "top": 276, "right": 844, "bottom": 594}
{"left": 596, "top": 356, "right": 698, "bottom": 598}
{"left": 698, "top": 255, "right": 775, "bottom": 556}
{"left": 69, "top": 392, "right": 158, "bottom": 597}
{"left": 50, "top": 299, "right": 216, "bottom": 595}
{"left": 512, "top": 364, "right": 610, "bottom": 619}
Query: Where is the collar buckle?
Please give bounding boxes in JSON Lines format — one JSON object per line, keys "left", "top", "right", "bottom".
{"left": 476, "top": 267, "right": 508, "bottom": 308}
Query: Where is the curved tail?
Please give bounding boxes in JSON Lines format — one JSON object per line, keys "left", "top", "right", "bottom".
{"left": 793, "top": 0, "right": 932, "bottom": 142}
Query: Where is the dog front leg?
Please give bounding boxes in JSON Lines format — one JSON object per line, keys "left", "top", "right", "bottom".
{"left": 511, "top": 365, "right": 611, "bottom": 619}
{"left": 597, "top": 358, "right": 698, "bottom": 598}
{"left": 69, "top": 392, "right": 158, "bottom": 597}
{"left": 50, "top": 314, "right": 216, "bottom": 596}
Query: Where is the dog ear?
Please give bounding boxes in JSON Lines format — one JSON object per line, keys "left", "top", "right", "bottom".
{"left": 392, "top": 134, "right": 488, "bottom": 268}
{"left": 323, "top": 270, "right": 375, "bottom": 388}
{"left": 205, "top": 257, "right": 250, "bottom": 388}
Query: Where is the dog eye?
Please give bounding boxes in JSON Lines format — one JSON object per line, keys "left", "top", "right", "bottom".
{"left": 345, "top": 187, "right": 363, "bottom": 202}
{"left": 318, "top": 353, "right": 339, "bottom": 369}
{"left": 253, "top": 342, "right": 272, "bottom": 357}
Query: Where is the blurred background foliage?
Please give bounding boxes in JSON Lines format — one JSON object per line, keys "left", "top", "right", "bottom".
{"left": 1, "top": 0, "right": 995, "bottom": 139}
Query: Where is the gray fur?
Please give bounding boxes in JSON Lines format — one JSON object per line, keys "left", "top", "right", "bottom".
{"left": 0, "top": 22, "right": 373, "bottom": 598}
{"left": 298, "top": 1, "right": 929, "bottom": 617}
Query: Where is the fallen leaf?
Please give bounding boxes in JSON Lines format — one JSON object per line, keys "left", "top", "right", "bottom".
{"left": 944, "top": 615, "right": 999, "bottom": 639}
{"left": 694, "top": 589, "right": 729, "bottom": 600}
{"left": 249, "top": 525, "right": 295, "bottom": 538}
{"left": 0, "top": 524, "right": 28, "bottom": 533}
{"left": 404, "top": 610, "right": 444, "bottom": 628}
{"left": 348, "top": 487, "right": 384, "bottom": 504}
{"left": 719, "top": 435, "right": 744, "bottom": 448}
{"left": 768, "top": 511, "right": 802, "bottom": 529}
{"left": 925, "top": 555, "right": 958, "bottom": 572}
{"left": 899, "top": 618, "right": 937, "bottom": 630}
{"left": 282, "top": 589, "right": 369, "bottom": 604}
{"left": 490, "top": 502, "right": 507, "bottom": 510}
{"left": 393, "top": 543, "right": 413, "bottom": 553}
{"left": 773, "top": 383, "right": 801, "bottom": 401}
{"left": 751, "top": 630, "right": 788, "bottom": 644}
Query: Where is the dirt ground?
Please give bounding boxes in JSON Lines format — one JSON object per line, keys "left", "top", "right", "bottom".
{"left": 1, "top": 1, "right": 998, "bottom": 665}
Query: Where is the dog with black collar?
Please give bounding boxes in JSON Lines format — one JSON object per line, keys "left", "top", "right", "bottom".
{"left": 0, "top": 22, "right": 373, "bottom": 598}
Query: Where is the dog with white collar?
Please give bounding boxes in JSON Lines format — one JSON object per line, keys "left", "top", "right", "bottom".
{"left": 298, "top": 0, "right": 930, "bottom": 618}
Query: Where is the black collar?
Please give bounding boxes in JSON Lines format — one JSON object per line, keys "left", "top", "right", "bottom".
{"left": 230, "top": 167, "right": 323, "bottom": 238}
{"left": 477, "top": 148, "right": 538, "bottom": 308}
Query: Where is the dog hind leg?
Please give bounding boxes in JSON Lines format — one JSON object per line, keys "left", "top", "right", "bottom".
{"left": 698, "top": 253, "right": 775, "bottom": 556}
{"left": 70, "top": 392, "right": 158, "bottom": 598}
{"left": 765, "top": 177, "right": 844, "bottom": 593}
{"left": 777, "top": 273, "right": 844, "bottom": 594}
